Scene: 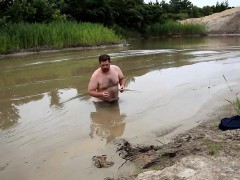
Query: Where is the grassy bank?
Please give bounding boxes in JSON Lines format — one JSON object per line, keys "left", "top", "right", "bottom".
{"left": 0, "top": 21, "right": 207, "bottom": 54}
{"left": 149, "top": 20, "right": 206, "bottom": 37}
{"left": 0, "top": 22, "right": 124, "bottom": 54}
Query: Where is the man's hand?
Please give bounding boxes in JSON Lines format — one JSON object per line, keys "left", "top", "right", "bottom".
{"left": 119, "top": 85, "right": 125, "bottom": 93}
{"left": 102, "top": 91, "right": 110, "bottom": 97}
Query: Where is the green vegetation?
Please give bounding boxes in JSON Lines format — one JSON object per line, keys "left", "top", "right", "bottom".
{"left": 135, "top": 165, "right": 144, "bottom": 174}
{"left": 225, "top": 97, "right": 240, "bottom": 115}
{"left": 0, "top": 0, "right": 231, "bottom": 54}
{"left": 236, "top": 97, "right": 240, "bottom": 114}
{"left": 223, "top": 75, "right": 240, "bottom": 115}
{"left": 149, "top": 21, "right": 206, "bottom": 37}
{"left": 0, "top": 22, "right": 124, "bottom": 54}
{"left": 203, "top": 140, "right": 223, "bottom": 155}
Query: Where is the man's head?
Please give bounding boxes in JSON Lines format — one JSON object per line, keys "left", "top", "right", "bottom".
{"left": 99, "top": 54, "right": 111, "bottom": 73}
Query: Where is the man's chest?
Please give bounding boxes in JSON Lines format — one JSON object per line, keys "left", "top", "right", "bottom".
{"left": 98, "top": 72, "right": 119, "bottom": 88}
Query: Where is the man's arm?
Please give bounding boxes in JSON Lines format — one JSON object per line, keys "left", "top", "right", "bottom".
{"left": 88, "top": 75, "right": 109, "bottom": 98}
{"left": 119, "top": 76, "right": 126, "bottom": 93}
{"left": 88, "top": 75, "right": 100, "bottom": 97}
{"left": 117, "top": 66, "right": 125, "bottom": 93}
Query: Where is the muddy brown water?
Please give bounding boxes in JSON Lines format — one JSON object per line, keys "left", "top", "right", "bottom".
{"left": 1, "top": 36, "right": 240, "bottom": 179}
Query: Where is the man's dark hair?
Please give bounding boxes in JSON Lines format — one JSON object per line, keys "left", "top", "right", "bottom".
{"left": 99, "top": 54, "right": 110, "bottom": 63}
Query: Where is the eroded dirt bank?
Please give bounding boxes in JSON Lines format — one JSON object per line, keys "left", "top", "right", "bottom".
{"left": 181, "top": 7, "right": 240, "bottom": 35}
{"left": 106, "top": 105, "right": 240, "bottom": 180}
{"left": 135, "top": 115, "right": 240, "bottom": 179}
{"left": 91, "top": 105, "right": 240, "bottom": 180}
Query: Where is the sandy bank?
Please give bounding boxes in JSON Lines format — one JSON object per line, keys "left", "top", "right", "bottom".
{"left": 181, "top": 7, "right": 240, "bottom": 35}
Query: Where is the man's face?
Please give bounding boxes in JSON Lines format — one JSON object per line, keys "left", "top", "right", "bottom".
{"left": 100, "top": 60, "right": 110, "bottom": 73}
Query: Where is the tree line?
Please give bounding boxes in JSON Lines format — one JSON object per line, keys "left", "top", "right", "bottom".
{"left": 0, "top": 0, "right": 231, "bottom": 34}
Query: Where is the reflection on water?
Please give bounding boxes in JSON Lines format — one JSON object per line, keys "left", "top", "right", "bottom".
{"left": 0, "top": 101, "right": 20, "bottom": 130}
{"left": 89, "top": 101, "right": 126, "bottom": 142}
{"left": 49, "top": 89, "right": 64, "bottom": 109}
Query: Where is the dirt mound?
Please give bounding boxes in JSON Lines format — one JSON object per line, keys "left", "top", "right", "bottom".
{"left": 181, "top": 7, "right": 240, "bottom": 34}
{"left": 136, "top": 155, "right": 240, "bottom": 180}
{"left": 135, "top": 120, "right": 240, "bottom": 179}
{"left": 110, "top": 110, "right": 240, "bottom": 179}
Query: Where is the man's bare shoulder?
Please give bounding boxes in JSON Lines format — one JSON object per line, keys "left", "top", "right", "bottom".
{"left": 110, "top": 65, "right": 121, "bottom": 70}
{"left": 92, "top": 68, "right": 101, "bottom": 76}
{"left": 89, "top": 68, "right": 102, "bottom": 81}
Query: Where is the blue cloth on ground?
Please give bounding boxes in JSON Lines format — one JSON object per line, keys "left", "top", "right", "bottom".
{"left": 219, "top": 115, "right": 240, "bottom": 131}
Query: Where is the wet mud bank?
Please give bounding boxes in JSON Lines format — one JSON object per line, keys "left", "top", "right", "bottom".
{"left": 95, "top": 105, "right": 240, "bottom": 180}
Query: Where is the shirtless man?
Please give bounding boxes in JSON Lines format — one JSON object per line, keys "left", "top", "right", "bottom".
{"left": 88, "top": 54, "right": 125, "bottom": 102}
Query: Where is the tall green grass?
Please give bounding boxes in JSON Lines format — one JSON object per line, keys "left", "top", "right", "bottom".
{"left": 149, "top": 20, "right": 206, "bottom": 37}
{"left": 225, "top": 97, "right": 240, "bottom": 115}
{"left": 0, "top": 22, "right": 124, "bottom": 54}
{"left": 223, "top": 75, "right": 240, "bottom": 115}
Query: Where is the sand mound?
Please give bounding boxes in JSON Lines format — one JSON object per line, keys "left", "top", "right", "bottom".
{"left": 180, "top": 7, "right": 240, "bottom": 34}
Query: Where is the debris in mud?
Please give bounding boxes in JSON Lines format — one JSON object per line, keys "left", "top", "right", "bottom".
{"left": 135, "top": 118, "right": 240, "bottom": 179}
{"left": 113, "top": 118, "right": 240, "bottom": 174}
{"left": 104, "top": 178, "right": 114, "bottom": 180}
{"left": 94, "top": 106, "right": 240, "bottom": 179}
{"left": 92, "top": 155, "right": 114, "bottom": 168}
{"left": 114, "top": 139, "right": 171, "bottom": 169}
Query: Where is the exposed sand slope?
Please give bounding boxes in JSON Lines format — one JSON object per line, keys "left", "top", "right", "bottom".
{"left": 181, "top": 7, "right": 240, "bottom": 34}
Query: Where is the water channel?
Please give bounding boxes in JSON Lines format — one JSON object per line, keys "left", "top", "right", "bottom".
{"left": 0, "top": 36, "right": 240, "bottom": 179}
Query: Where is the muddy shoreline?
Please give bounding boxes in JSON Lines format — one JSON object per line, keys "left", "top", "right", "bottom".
{"left": 95, "top": 104, "right": 240, "bottom": 179}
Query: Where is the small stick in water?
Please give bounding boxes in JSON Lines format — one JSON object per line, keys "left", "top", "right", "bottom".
{"left": 223, "top": 75, "right": 233, "bottom": 91}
